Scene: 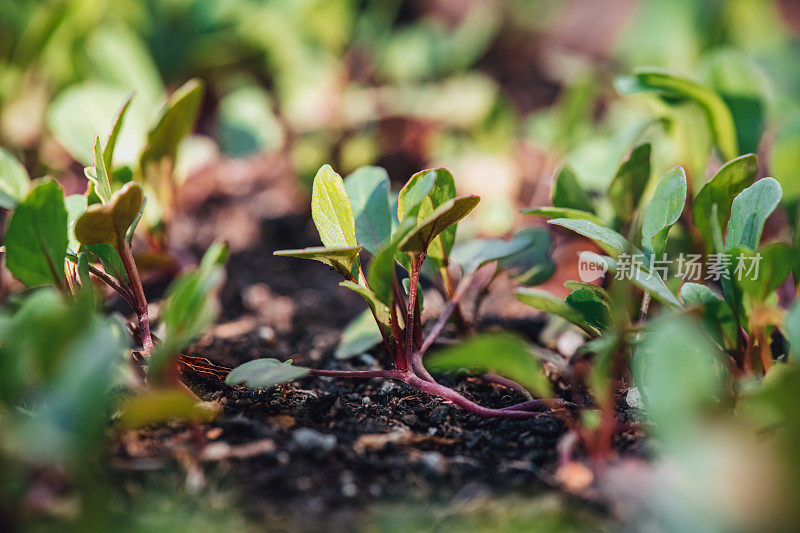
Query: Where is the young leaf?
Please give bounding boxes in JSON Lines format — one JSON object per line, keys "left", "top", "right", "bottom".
{"left": 74, "top": 182, "right": 144, "bottom": 246}
{"left": 552, "top": 166, "right": 595, "bottom": 214}
{"left": 4, "top": 179, "right": 68, "bottom": 287}
{"left": 548, "top": 218, "right": 638, "bottom": 256}
{"left": 426, "top": 333, "right": 551, "bottom": 397}
{"left": 344, "top": 166, "right": 392, "bottom": 255}
{"left": 0, "top": 147, "right": 30, "bottom": 209}
{"left": 693, "top": 154, "right": 758, "bottom": 252}
{"left": 608, "top": 143, "right": 651, "bottom": 221}
{"left": 397, "top": 169, "right": 458, "bottom": 266}
{"left": 616, "top": 68, "right": 738, "bottom": 159}
{"left": 724, "top": 178, "right": 782, "bottom": 251}
{"left": 641, "top": 166, "right": 687, "bottom": 255}
{"left": 335, "top": 309, "right": 383, "bottom": 359}
{"left": 140, "top": 79, "right": 204, "bottom": 184}
{"left": 497, "top": 228, "right": 555, "bottom": 286}
{"left": 563, "top": 281, "right": 609, "bottom": 301}
{"left": 226, "top": 358, "right": 310, "bottom": 389}
{"left": 399, "top": 195, "right": 480, "bottom": 254}
{"left": 311, "top": 164, "right": 357, "bottom": 248}
{"left": 565, "top": 288, "right": 610, "bottom": 331}
{"left": 85, "top": 136, "right": 112, "bottom": 203}
{"left": 274, "top": 246, "right": 362, "bottom": 280}
{"left": 103, "top": 92, "right": 133, "bottom": 170}
{"left": 86, "top": 243, "right": 129, "bottom": 285}
{"left": 680, "top": 283, "right": 737, "bottom": 350}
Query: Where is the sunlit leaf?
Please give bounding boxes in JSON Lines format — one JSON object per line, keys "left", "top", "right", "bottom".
{"left": 399, "top": 195, "right": 480, "bottom": 254}
{"left": 339, "top": 280, "right": 393, "bottom": 342}
{"left": 274, "top": 246, "right": 362, "bottom": 279}
{"left": 85, "top": 136, "right": 112, "bottom": 203}
{"left": 311, "top": 164, "right": 357, "bottom": 248}
{"left": 74, "top": 182, "right": 144, "bottom": 245}
{"left": 140, "top": 79, "right": 204, "bottom": 185}
{"left": 103, "top": 93, "right": 133, "bottom": 170}
{"left": 770, "top": 117, "right": 800, "bottom": 204}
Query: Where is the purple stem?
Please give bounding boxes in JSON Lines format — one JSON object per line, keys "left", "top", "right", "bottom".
{"left": 482, "top": 373, "right": 533, "bottom": 399}
{"left": 309, "top": 368, "right": 405, "bottom": 380}
{"left": 406, "top": 375, "right": 546, "bottom": 419}
{"left": 501, "top": 398, "right": 577, "bottom": 412}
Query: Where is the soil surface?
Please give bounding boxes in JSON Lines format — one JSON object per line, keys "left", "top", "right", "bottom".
{"left": 114, "top": 155, "right": 612, "bottom": 530}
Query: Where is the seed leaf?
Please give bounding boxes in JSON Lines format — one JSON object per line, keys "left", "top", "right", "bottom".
{"left": 226, "top": 358, "right": 310, "bottom": 389}
{"left": 694, "top": 154, "right": 758, "bottom": 252}
{"left": 274, "top": 246, "right": 362, "bottom": 279}
{"left": 724, "top": 178, "right": 782, "bottom": 251}
{"left": 0, "top": 147, "right": 30, "bottom": 209}
{"left": 427, "top": 333, "right": 551, "bottom": 397}
{"left": 399, "top": 195, "right": 480, "bottom": 254}
{"left": 75, "top": 182, "right": 144, "bottom": 246}
{"left": 641, "top": 166, "right": 687, "bottom": 255}
{"left": 344, "top": 166, "right": 392, "bottom": 254}
{"left": 311, "top": 164, "right": 357, "bottom": 248}
{"left": 608, "top": 143, "right": 651, "bottom": 221}
{"left": 4, "top": 179, "right": 68, "bottom": 287}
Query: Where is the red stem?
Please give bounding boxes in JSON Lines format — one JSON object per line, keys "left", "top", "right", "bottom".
{"left": 117, "top": 236, "right": 154, "bottom": 356}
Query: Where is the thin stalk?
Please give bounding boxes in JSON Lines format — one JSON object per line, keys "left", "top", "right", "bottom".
{"left": 404, "top": 253, "right": 424, "bottom": 364}
{"left": 87, "top": 264, "right": 136, "bottom": 309}
{"left": 117, "top": 235, "right": 154, "bottom": 356}
{"left": 406, "top": 375, "right": 545, "bottom": 419}
{"left": 418, "top": 270, "right": 476, "bottom": 358}
{"left": 482, "top": 373, "right": 533, "bottom": 399}
{"left": 441, "top": 264, "right": 468, "bottom": 333}
{"left": 309, "top": 368, "right": 406, "bottom": 380}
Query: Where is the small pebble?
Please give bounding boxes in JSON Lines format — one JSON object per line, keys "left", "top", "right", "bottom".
{"left": 292, "top": 427, "right": 337, "bottom": 452}
{"left": 362, "top": 396, "right": 371, "bottom": 406}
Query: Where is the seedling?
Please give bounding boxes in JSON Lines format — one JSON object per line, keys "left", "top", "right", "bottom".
{"left": 227, "top": 164, "right": 558, "bottom": 418}
{"left": 1, "top": 120, "right": 226, "bottom": 391}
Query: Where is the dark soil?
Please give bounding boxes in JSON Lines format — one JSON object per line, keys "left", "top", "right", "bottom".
{"left": 115, "top": 155, "right": 621, "bottom": 530}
